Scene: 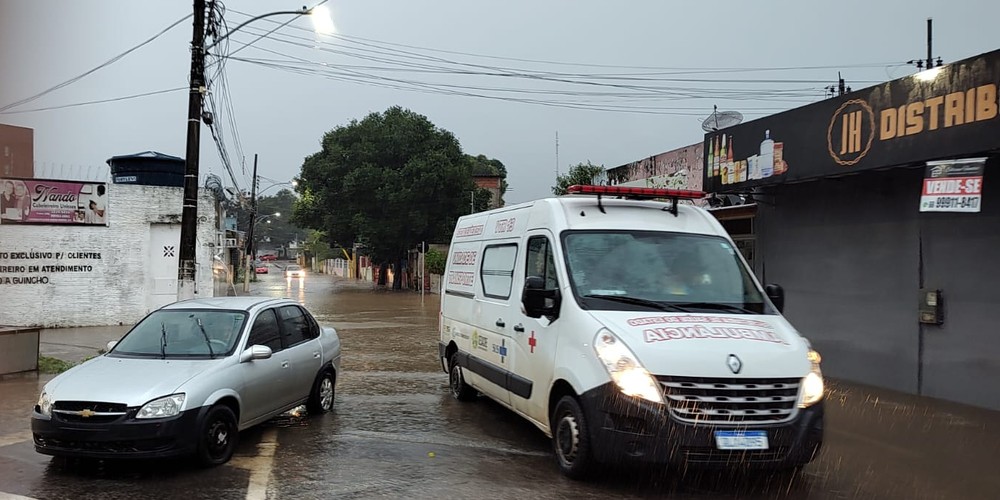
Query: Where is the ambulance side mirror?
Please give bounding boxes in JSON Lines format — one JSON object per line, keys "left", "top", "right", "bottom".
{"left": 523, "top": 276, "right": 559, "bottom": 319}
{"left": 765, "top": 284, "right": 785, "bottom": 313}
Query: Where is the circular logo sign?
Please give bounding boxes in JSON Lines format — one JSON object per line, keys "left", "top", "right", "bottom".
{"left": 827, "top": 99, "right": 876, "bottom": 166}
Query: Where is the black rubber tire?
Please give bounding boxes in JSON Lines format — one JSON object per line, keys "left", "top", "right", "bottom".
{"left": 307, "top": 370, "right": 336, "bottom": 414}
{"left": 449, "top": 352, "right": 476, "bottom": 401}
{"left": 197, "top": 405, "right": 239, "bottom": 467}
{"left": 551, "top": 395, "right": 594, "bottom": 480}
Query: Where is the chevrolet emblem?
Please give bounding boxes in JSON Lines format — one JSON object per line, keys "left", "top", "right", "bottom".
{"left": 79, "top": 409, "right": 95, "bottom": 418}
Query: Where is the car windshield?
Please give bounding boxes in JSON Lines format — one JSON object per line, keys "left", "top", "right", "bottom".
{"left": 288, "top": 265, "right": 301, "bottom": 270}
{"left": 562, "top": 231, "right": 772, "bottom": 314}
{"left": 111, "top": 309, "right": 248, "bottom": 358}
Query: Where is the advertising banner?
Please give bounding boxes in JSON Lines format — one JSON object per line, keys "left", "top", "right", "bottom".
{"left": 0, "top": 177, "right": 108, "bottom": 225}
{"left": 703, "top": 49, "right": 1000, "bottom": 193}
{"left": 608, "top": 143, "right": 704, "bottom": 191}
{"left": 919, "top": 158, "right": 986, "bottom": 213}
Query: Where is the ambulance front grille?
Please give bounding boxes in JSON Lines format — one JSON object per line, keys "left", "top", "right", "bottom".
{"left": 656, "top": 376, "right": 800, "bottom": 425}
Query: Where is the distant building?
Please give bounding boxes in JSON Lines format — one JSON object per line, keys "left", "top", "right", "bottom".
{"left": 0, "top": 124, "right": 34, "bottom": 179}
{"left": 472, "top": 173, "right": 503, "bottom": 209}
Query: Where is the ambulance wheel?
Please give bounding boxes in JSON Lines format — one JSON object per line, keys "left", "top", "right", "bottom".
{"left": 552, "top": 395, "right": 594, "bottom": 480}
{"left": 449, "top": 353, "right": 476, "bottom": 401}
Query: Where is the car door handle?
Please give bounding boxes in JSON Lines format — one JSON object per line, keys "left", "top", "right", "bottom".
{"left": 313, "top": 351, "right": 321, "bottom": 359}
{"left": 513, "top": 324, "right": 525, "bottom": 333}
{"left": 495, "top": 319, "right": 505, "bottom": 328}
{"left": 281, "top": 360, "right": 289, "bottom": 369}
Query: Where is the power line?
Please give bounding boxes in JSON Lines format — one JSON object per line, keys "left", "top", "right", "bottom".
{"left": 227, "top": 8, "right": 900, "bottom": 75}
{"left": 0, "top": 14, "right": 192, "bottom": 113}
{"left": 0, "top": 87, "right": 186, "bottom": 114}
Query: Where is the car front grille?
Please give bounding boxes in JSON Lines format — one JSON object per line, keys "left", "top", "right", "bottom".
{"left": 34, "top": 435, "right": 174, "bottom": 454}
{"left": 51, "top": 401, "right": 129, "bottom": 424}
{"left": 657, "top": 376, "right": 800, "bottom": 425}
{"left": 680, "top": 446, "right": 790, "bottom": 465}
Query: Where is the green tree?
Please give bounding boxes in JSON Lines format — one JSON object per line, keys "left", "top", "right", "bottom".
{"left": 424, "top": 247, "right": 446, "bottom": 275}
{"left": 254, "top": 189, "right": 300, "bottom": 256}
{"left": 293, "top": 106, "right": 475, "bottom": 289}
{"left": 552, "top": 161, "right": 606, "bottom": 195}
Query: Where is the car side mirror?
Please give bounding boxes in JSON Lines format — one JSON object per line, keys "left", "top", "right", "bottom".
{"left": 522, "top": 276, "right": 560, "bottom": 319}
{"left": 765, "top": 284, "right": 785, "bottom": 313}
{"left": 106, "top": 340, "right": 118, "bottom": 352}
{"left": 240, "top": 345, "right": 273, "bottom": 363}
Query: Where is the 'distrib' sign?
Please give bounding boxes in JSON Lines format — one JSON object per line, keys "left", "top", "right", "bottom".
{"left": 919, "top": 158, "right": 986, "bottom": 213}
{"left": 703, "top": 49, "right": 1000, "bottom": 193}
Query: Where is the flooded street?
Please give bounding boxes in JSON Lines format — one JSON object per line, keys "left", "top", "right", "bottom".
{"left": 1, "top": 272, "right": 998, "bottom": 499}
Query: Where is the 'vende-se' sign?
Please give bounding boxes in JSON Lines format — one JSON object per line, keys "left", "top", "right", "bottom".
{"left": 703, "top": 49, "right": 1000, "bottom": 193}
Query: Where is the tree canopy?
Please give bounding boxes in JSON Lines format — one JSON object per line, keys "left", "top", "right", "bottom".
{"left": 293, "top": 106, "right": 494, "bottom": 287}
{"left": 552, "top": 161, "right": 606, "bottom": 195}
{"left": 253, "top": 189, "right": 299, "bottom": 253}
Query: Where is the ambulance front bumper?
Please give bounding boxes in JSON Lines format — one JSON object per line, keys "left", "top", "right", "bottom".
{"left": 578, "top": 382, "right": 823, "bottom": 469}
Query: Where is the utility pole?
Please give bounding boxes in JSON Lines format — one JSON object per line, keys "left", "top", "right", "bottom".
{"left": 555, "top": 131, "right": 560, "bottom": 180}
{"left": 243, "top": 154, "right": 258, "bottom": 293}
{"left": 178, "top": 0, "right": 207, "bottom": 301}
{"left": 908, "top": 18, "right": 942, "bottom": 72}
{"left": 926, "top": 18, "right": 934, "bottom": 69}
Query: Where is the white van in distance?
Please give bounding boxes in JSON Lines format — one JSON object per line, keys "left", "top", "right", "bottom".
{"left": 438, "top": 185, "right": 824, "bottom": 479}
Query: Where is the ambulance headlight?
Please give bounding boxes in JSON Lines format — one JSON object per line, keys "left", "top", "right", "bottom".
{"left": 594, "top": 329, "right": 664, "bottom": 404}
{"left": 799, "top": 349, "right": 825, "bottom": 408}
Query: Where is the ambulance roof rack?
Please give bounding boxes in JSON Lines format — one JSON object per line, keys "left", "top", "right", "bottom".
{"left": 565, "top": 185, "right": 707, "bottom": 216}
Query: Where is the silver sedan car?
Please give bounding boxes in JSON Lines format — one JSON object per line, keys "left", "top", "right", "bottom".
{"left": 31, "top": 297, "right": 341, "bottom": 466}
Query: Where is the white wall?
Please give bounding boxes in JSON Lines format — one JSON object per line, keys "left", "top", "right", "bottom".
{"left": 0, "top": 184, "right": 218, "bottom": 327}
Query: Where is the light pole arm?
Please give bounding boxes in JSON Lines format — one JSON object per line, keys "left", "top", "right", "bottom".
{"left": 206, "top": 9, "right": 310, "bottom": 50}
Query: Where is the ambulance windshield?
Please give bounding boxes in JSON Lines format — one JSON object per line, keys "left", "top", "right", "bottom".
{"left": 561, "top": 231, "right": 771, "bottom": 314}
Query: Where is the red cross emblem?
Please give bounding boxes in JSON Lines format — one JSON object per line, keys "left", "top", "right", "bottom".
{"left": 528, "top": 331, "right": 537, "bottom": 353}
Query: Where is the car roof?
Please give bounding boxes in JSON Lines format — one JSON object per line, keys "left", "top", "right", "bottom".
{"left": 161, "top": 296, "right": 292, "bottom": 312}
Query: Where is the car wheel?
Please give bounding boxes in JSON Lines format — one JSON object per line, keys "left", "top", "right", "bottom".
{"left": 551, "top": 395, "right": 594, "bottom": 480}
{"left": 197, "top": 405, "right": 239, "bottom": 467}
{"left": 449, "top": 352, "right": 476, "bottom": 401}
{"left": 307, "top": 370, "right": 336, "bottom": 414}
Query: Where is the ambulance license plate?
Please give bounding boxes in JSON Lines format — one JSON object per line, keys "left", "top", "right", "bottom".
{"left": 714, "top": 430, "right": 768, "bottom": 450}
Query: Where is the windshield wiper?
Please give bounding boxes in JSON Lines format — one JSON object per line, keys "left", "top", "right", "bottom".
{"left": 583, "top": 294, "right": 686, "bottom": 312}
{"left": 160, "top": 322, "right": 168, "bottom": 359}
{"left": 195, "top": 317, "right": 215, "bottom": 359}
{"left": 666, "top": 302, "right": 759, "bottom": 314}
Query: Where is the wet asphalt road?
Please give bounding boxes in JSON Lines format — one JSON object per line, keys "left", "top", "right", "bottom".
{"left": 1, "top": 270, "right": 999, "bottom": 499}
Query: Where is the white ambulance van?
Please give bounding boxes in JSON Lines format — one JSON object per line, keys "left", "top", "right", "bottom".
{"left": 438, "top": 185, "right": 824, "bottom": 479}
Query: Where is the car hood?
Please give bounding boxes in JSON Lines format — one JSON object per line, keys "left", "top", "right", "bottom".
{"left": 45, "top": 356, "right": 219, "bottom": 407}
{"left": 588, "top": 311, "right": 812, "bottom": 378}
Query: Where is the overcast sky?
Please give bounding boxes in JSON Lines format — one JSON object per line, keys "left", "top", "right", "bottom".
{"left": 1, "top": 0, "right": 997, "bottom": 203}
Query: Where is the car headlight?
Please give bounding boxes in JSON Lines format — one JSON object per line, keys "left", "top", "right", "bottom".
{"left": 799, "top": 349, "right": 825, "bottom": 408}
{"left": 136, "top": 394, "right": 186, "bottom": 419}
{"left": 37, "top": 391, "right": 52, "bottom": 416}
{"left": 594, "top": 329, "right": 664, "bottom": 404}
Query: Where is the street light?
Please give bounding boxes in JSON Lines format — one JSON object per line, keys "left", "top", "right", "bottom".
{"left": 253, "top": 212, "right": 280, "bottom": 226}
{"left": 257, "top": 181, "right": 297, "bottom": 197}
{"left": 178, "top": 2, "right": 329, "bottom": 301}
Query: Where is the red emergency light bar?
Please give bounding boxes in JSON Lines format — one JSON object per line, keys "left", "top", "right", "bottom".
{"left": 566, "top": 184, "right": 706, "bottom": 200}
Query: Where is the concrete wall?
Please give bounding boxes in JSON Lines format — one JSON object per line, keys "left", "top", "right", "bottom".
{"left": 756, "top": 165, "right": 1000, "bottom": 410}
{"left": 0, "top": 184, "right": 219, "bottom": 327}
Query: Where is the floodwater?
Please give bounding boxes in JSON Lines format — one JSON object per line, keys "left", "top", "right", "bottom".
{"left": 1, "top": 271, "right": 998, "bottom": 499}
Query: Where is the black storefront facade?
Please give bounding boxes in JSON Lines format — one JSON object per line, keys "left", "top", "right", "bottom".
{"left": 703, "top": 49, "right": 1000, "bottom": 410}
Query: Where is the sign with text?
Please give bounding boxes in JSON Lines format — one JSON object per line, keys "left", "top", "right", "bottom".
{"left": 0, "top": 177, "right": 108, "bottom": 225}
{"left": 919, "top": 158, "right": 986, "bottom": 213}
{"left": 703, "top": 49, "right": 1000, "bottom": 193}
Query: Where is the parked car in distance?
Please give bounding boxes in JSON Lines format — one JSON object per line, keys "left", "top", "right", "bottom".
{"left": 259, "top": 254, "right": 277, "bottom": 261}
{"left": 255, "top": 263, "right": 269, "bottom": 274}
{"left": 285, "top": 264, "right": 305, "bottom": 278}
{"left": 31, "top": 297, "right": 341, "bottom": 466}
